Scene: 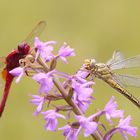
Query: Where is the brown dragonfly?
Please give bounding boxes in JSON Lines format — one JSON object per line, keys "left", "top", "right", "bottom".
{"left": 83, "top": 50, "right": 140, "bottom": 109}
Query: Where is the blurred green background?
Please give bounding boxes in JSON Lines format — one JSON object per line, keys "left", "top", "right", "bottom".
{"left": 0, "top": 0, "right": 140, "bottom": 140}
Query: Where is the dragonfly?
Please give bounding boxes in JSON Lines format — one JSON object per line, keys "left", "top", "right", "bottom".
{"left": 0, "top": 21, "right": 46, "bottom": 117}
{"left": 83, "top": 50, "right": 140, "bottom": 109}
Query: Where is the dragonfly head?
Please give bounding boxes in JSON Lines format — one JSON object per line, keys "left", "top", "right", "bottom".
{"left": 84, "top": 58, "right": 96, "bottom": 70}
{"left": 18, "top": 42, "right": 30, "bottom": 55}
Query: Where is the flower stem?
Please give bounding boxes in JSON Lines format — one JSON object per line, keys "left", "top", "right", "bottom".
{"left": 37, "top": 57, "right": 49, "bottom": 72}
{"left": 38, "top": 57, "right": 103, "bottom": 140}
{"left": 53, "top": 76, "right": 83, "bottom": 115}
{"left": 53, "top": 76, "right": 103, "bottom": 140}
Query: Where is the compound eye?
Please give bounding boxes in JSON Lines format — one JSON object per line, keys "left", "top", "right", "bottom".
{"left": 90, "top": 59, "right": 96, "bottom": 67}
{"left": 18, "top": 42, "right": 30, "bottom": 55}
{"left": 84, "top": 59, "right": 96, "bottom": 70}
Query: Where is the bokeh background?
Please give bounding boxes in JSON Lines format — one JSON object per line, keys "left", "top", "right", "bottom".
{"left": 0, "top": 0, "right": 140, "bottom": 140}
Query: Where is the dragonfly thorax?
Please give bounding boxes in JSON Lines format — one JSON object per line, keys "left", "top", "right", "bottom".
{"left": 94, "top": 63, "right": 112, "bottom": 79}
{"left": 84, "top": 59, "right": 112, "bottom": 79}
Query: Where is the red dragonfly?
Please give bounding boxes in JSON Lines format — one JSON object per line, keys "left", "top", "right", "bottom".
{"left": 0, "top": 21, "right": 46, "bottom": 117}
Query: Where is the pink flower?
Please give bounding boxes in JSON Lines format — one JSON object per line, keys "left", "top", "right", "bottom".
{"left": 59, "top": 124, "right": 77, "bottom": 140}
{"left": 42, "top": 110, "right": 65, "bottom": 131}
{"left": 104, "top": 96, "right": 124, "bottom": 124}
{"left": 117, "top": 116, "right": 137, "bottom": 139}
{"left": 104, "top": 115, "right": 137, "bottom": 140}
{"left": 75, "top": 115, "right": 98, "bottom": 137}
{"left": 30, "top": 95, "right": 45, "bottom": 115}
{"left": 34, "top": 37, "right": 56, "bottom": 61}
{"left": 9, "top": 67, "right": 24, "bottom": 83}
{"left": 32, "top": 71, "right": 54, "bottom": 94}
{"left": 57, "top": 42, "right": 75, "bottom": 63}
{"left": 72, "top": 79, "right": 94, "bottom": 113}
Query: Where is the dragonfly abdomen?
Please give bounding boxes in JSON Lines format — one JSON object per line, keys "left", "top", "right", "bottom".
{"left": 105, "top": 78, "right": 140, "bottom": 109}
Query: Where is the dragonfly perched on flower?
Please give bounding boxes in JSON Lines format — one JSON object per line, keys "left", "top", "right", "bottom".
{"left": 83, "top": 50, "right": 140, "bottom": 108}
{"left": 0, "top": 21, "right": 46, "bottom": 117}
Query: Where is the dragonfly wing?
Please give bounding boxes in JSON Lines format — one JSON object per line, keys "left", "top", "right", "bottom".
{"left": 0, "top": 57, "right": 6, "bottom": 87}
{"left": 23, "top": 21, "right": 46, "bottom": 45}
{"left": 106, "top": 50, "right": 124, "bottom": 65}
{"left": 113, "top": 73, "right": 140, "bottom": 88}
{"left": 0, "top": 57, "right": 5, "bottom": 70}
{"left": 109, "top": 54, "right": 140, "bottom": 70}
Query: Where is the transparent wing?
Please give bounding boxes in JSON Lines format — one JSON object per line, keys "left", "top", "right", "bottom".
{"left": 109, "top": 54, "right": 140, "bottom": 70}
{"left": 106, "top": 50, "right": 124, "bottom": 65}
{"left": 113, "top": 73, "right": 140, "bottom": 88}
{"left": 23, "top": 21, "right": 46, "bottom": 45}
{"left": 0, "top": 57, "right": 6, "bottom": 86}
{"left": 0, "top": 57, "right": 5, "bottom": 70}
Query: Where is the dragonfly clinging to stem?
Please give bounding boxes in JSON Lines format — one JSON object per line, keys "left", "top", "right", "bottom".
{"left": 0, "top": 21, "right": 46, "bottom": 117}
{"left": 83, "top": 50, "right": 140, "bottom": 109}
